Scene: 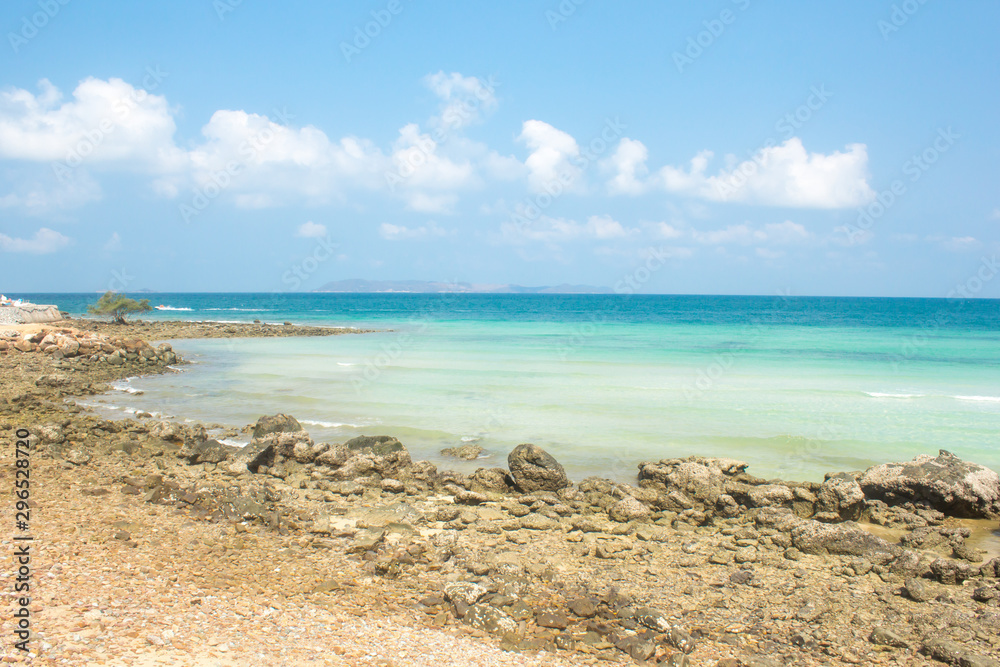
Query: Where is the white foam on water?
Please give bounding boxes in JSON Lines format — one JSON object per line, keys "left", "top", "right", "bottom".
{"left": 955, "top": 395, "right": 1000, "bottom": 403}
{"left": 865, "top": 392, "right": 923, "bottom": 399}
{"left": 217, "top": 438, "right": 249, "bottom": 448}
{"left": 300, "top": 419, "right": 359, "bottom": 428}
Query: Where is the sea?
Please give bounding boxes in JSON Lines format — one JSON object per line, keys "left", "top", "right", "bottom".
{"left": 14, "top": 293, "right": 1000, "bottom": 483}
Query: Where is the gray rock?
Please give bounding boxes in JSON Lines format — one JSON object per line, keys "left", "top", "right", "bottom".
{"left": 859, "top": 450, "right": 1000, "bottom": 518}
{"left": 754, "top": 507, "right": 901, "bottom": 563}
{"left": 869, "top": 626, "right": 908, "bottom": 648}
{"left": 250, "top": 413, "right": 303, "bottom": 440}
{"left": 507, "top": 444, "right": 569, "bottom": 492}
{"left": 469, "top": 467, "right": 513, "bottom": 493}
{"left": 345, "top": 435, "right": 404, "bottom": 456}
{"left": 904, "top": 577, "right": 932, "bottom": 602}
{"left": 455, "top": 489, "right": 487, "bottom": 505}
{"left": 444, "top": 581, "right": 487, "bottom": 606}
{"left": 441, "top": 444, "right": 484, "bottom": 460}
{"left": 607, "top": 496, "right": 652, "bottom": 523}
{"left": 817, "top": 473, "right": 866, "bottom": 521}
{"left": 179, "top": 438, "right": 239, "bottom": 465}
{"left": 464, "top": 604, "right": 517, "bottom": 636}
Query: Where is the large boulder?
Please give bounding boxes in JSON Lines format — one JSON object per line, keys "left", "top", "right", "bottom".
{"left": 507, "top": 444, "right": 569, "bottom": 492}
{"left": 816, "top": 472, "right": 865, "bottom": 521}
{"left": 859, "top": 450, "right": 1000, "bottom": 519}
{"left": 250, "top": 414, "right": 303, "bottom": 440}
{"left": 178, "top": 438, "right": 240, "bottom": 465}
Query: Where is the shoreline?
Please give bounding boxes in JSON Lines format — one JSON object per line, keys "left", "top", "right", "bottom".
{"left": 2, "top": 320, "right": 1000, "bottom": 665}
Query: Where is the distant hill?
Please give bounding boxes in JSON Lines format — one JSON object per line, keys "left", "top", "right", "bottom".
{"left": 313, "top": 279, "right": 612, "bottom": 294}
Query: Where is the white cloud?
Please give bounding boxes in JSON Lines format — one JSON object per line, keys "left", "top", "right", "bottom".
{"left": 517, "top": 120, "right": 584, "bottom": 194}
{"left": 103, "top": 232, "right": 121, "bottom": 251}
{"left": 607, "top": 137, "right": 875, "bottom": 209}
{"left": 932, "top": 235, "right": 981, "bottom": 252}
{"left": 755, "top": 247, "right": 786, "bottom": 260}
{"left": 296, "top": 221, "right": 327, "bottom": 238}
{"left": 0, "top": 77, "right": 183, "bottom": 170}
{"left": 0, "top": 227, "right": 71, "bottom": 254}
{"left": 501, "top": 214, "right": 636, "bottom": 244}
{"left": 424, "top": 72, "right": 497, "bottom": 130}
{"left": 0, "top": 168, "right": 102, "bottom": 214}
{"left": 378, "top": 222, "right": 448, "bottom": 241}
{"left": 604, "top": 138, "right": 650, "bottom": 195}
{"left": 991, "top": 208, "right": 1000, "bottom": 220}
{"left": 650, "top": 222, "right": 685, "bottom": 240}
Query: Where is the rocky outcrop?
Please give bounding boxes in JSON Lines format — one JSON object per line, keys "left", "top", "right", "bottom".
{"left": 753, "top": 507, "right": 902, "bottom": 564}
{"left": 507, "top": 444, "right": 569, "bottom": 492}
{"left": 859, "top": 450, "right": 1000, "bottom": 519}
{"left": 250, "top": 414, "right": 303, "bottom": 440}
{"left": 0, "top": 328, "right": 178, "bottom": 365}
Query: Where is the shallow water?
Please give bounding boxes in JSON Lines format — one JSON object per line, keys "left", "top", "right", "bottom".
{"left": 64, "top": 293, "right": 1000, "bottom": 483}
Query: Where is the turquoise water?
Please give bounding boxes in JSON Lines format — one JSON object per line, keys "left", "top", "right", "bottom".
{"left": 26, "top": 293, "right": 1000, "bottom": 482}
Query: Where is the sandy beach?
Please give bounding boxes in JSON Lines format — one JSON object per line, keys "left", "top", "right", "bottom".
{"left": 2, "top": 320, "right": 999, "bottom": 666}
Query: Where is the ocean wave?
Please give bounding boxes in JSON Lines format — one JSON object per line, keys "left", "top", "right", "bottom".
{"left": 300, "top": 419, "right": 360, "bottom": 428}
{"left": 110, "top": 379, "right": 144, "bottom": 395}
{"left": 955, "top": 395, "right": 1000, "bottom": 403}
{"left": 204, "top": 308, "right": 270, "bottom": 312}
{"left": 865, "top": 392, "right": 923, "bottom": 399}
{"left": 336, "top": 362, "right": 356, "bottom": 367}
{"left": 154, "top": 305, "right": 193, "bottom": 311}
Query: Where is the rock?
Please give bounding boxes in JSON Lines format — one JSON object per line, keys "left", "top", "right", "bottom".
{"left": 507, "top": 443, "right": 569, "bottom": 492}
{"left": 567, "top": 598, "right": 598, "bottom": 618}
{"left": 232, "top": 438, "right": 274, "bottom": 473}
{"left": 638, "top": 457, "right": 747, "bottom": 507}
{"left": 859, "top": 450, "right": 1000, "bottom": 518}
{"left": 464, "top": 604, "right": 517, "bottom": 636}
{"left": 535, "top": 611, "right": 569, "bottom": 629}
{"left": 380, "top": 478, "right": 405, "bottom": 494}
{"left": 754, "top": 508, "right": 901, "bottom": 563}
{"left": 817, "top": 473, "right": 865, "bottom": 521}
{"left": 608, "top": 496, "right": 652, "bottom": 523}
{"left": 35, "top": 374, "right": 71, "bottom": 388}
{"left": 250, "top": 414, "right": 303, "bottom": 440}
{"left": 519, "top": 514, "right": 560, "bottom": 531}
{"left": 441, "top": 444, "right": 484, "bottom": 460}
{"left": 345, "top": 435, "right": 404, "bottom": 456}
{"left": 14, "top": 339, "right": 36, "bottom": 353}
{"left": 179, "top": 438, "right": 239, "bottom": 465}
{"left": 469, "top": 468, "right": 513, "bottom": 493}
{"left": 922, "top": 639, "right": 999, "bottom": 667}
{"left": 869, "top": 626, "right": 908, "bottom": 648}
{"left": 65, "top": 449, "right": 91, "bottom": 465}
{"left": 455, "top": 489, "right": 487, "bottom": 505}
{"left": 444, "top": 581, "right": 487, "bottom": 606}
{"left": 904, "top": 577, "right": 932, "bottom": 602}
{"left": 930, "top": 558, "right": 976, "bottom": 585}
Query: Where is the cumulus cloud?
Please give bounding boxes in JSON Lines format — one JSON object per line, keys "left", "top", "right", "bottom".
{"left": 378, "top": 222, "right": 449, "bottom": 241}
{"left": 517, "top": 120, "right": 584, "bottom": 194}
{"left": 606, "top": 137, "right": 875, "bottom": 209}
{"left": 0, "top": 77, "right": 183, "bottom": 171}
{"left": 296, "top": 221, "right": 327, "bottom": 238}
{"left": 0, "top": 227, "right": 71, "bottom": 254}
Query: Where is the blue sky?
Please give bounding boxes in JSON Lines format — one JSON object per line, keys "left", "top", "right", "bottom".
{"left": 0, "top": 0, "right": 997, "bottom": 296}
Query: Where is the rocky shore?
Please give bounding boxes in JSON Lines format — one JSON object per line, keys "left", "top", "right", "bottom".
{"left": 2, "top": 323, "right": 999, "bottom": 666}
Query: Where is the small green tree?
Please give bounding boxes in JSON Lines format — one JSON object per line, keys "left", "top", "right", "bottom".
{"left": 87, "top": 291, "right": 152, "bottom": 324}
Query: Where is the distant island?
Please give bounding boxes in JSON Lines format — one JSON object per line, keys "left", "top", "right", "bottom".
{"left": 313, "top": 279, "right": 613, "bottom": 294}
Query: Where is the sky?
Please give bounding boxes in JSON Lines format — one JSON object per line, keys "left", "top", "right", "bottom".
{"left": 0, "top": 0, "right": 998, "bottom": 296}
